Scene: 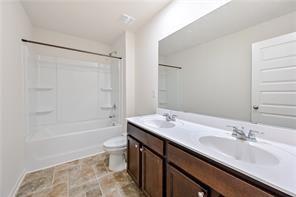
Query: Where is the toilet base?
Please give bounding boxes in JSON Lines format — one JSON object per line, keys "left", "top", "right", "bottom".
{"left": 108, "top": 152, "right": 126, "bottom": 172}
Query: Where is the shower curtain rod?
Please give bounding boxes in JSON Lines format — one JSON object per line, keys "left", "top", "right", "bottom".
{"left": 159, "top": 64, "right": 182, "bottom": 69}
{"left": 21, "top": 39, "right": 122, "bottom": 60}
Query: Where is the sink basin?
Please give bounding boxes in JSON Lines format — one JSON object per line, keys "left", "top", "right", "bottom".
{"left": 142, "top": 119, "right": 176, "bottom": 129}
{"left": 199, "top": 136, "right": 279, "bottom": 166}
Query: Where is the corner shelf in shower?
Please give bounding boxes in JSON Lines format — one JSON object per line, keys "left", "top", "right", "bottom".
{"left": 159, "top": 102, "right": 168, "bottom": 105}
{"left": 30, "top": 86, "right": 54, "bottom": 91}
{"left": 100, "top": 87, "right": 113, "bottom": 91}
{"left": 100, "top": 105, "right": 113, "bottom": 110}
{"left": 34, "top": 107, "right": 55, "bottom": 114}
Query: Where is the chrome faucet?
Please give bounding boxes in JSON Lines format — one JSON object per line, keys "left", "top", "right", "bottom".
{"left": 227, "top": 126, "right": 263, "bottom": 142}
{"left": 163, "top": 113, "right": 177, "bottom": 121}
{"left": 247, "top": 130, "right": 261, "bottom": 142}
{"left": 227, "top": 126, "right": 248, "bottom": 140}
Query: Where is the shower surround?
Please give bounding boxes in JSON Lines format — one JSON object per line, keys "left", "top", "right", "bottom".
{"left": 24, "top": 45, "right": 123, "bottom": 171}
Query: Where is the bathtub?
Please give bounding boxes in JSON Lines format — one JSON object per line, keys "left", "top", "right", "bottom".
{"left": 25, "top": 119, "right": 122, "bottom": 171}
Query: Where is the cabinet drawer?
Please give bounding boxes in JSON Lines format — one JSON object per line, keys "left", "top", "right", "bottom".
{"left": 167, "top": 144, "right": 273, "bottom": 197}
{"left": 127, "top": 123, "right": 164, "bottom": 155}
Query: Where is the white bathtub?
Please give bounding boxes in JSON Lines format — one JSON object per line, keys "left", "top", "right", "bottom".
{"left": 25, "top": 119, "right": 122, "bottom": 171}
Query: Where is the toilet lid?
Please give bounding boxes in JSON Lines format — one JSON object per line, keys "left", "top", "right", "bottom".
{"left": 104, "top": 136, "right": 127, "bottom": 148}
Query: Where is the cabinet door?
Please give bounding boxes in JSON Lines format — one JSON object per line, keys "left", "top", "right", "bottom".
{"left": 142, "top": 147, "right": 163, "bottom": 197}
{"left": 167, "top": 165, "right": 207, "bottom": 197}
{"left": 127, "top": 136, "right": 141, "bottom": 186}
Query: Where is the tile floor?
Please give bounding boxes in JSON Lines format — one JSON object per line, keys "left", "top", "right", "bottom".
{"left": 16, "top": 153, "right": 144, "bottom": 197}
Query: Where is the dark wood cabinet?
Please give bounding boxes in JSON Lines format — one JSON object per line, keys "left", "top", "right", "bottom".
{"left": 127, "top": 122, "right": 287, "bottom": 197}
{"left": 127, "top": 124, "right": 164, "bottom": 197}
{"left": 167, "top": 144, "right": 273, "bottom": 197}
{"left": 167, "top": 165, "right": 207, "bottom": 197}
{"left": 127, "top": 136, "right": 141, "bottom": 186}
{"left": 142, "top": 147, "right": 163, "bottom": 197}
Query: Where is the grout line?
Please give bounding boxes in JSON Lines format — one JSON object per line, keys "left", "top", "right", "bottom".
{"left": 67, "top": 169, "right": 70, "bottom": 197}
{"left": 93, "top": 165, "right": 105, "bottom": 196}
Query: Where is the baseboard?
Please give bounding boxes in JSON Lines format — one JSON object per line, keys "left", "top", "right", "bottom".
{"left": 9, "top": 169, "right": 26, "bottom": 197}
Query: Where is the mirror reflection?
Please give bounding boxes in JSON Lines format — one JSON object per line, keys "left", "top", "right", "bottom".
{"left": 158, "top": 0, "right": 296, "bottom": 129}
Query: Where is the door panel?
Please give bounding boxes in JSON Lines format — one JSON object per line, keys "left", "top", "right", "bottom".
{"left": 127, "top": 136, "right": 141, "bottom": 186}
{"left": 167, "top": 165, "right": 207, "bottom": 197}
{"left": 142, "top": 147, "right": 163, "bottom": 197}
{"left": 252, "top": 32, "right": 296, "bottom": 129}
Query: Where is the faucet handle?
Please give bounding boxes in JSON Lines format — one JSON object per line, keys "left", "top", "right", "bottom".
{"left": 226, "top": 125, "right": 238, "bottom": 130}
{"left": 163, "top": 113, "right": 170, "bottom": 117}
{"left": 248, "top": 130, "right": 263, "bottom": 138}
{"left": 171, "top": 114, "right": 177, "bottom": 121}
{"left": 226, "top": 125, "right": 238, "bottom": 136}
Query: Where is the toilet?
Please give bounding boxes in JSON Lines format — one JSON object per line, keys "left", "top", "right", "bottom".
{"left": 103, "top": 135, "right": 127, "bottom": 171}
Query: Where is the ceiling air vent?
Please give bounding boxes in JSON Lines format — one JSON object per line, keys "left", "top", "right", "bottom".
{"left": 120, "top": 14, "right": 136, "bottom": 25}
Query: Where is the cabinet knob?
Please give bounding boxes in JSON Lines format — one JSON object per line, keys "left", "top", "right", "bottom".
{"left": 134, "top": 144, "right": 138, "bottom": 148}
{"left": 140, "top": 147, "right": 144, "bottom": 152}
{"left": 253, "top": 105, "right": 259, "bottom": 110}
{"left": 197, "top": 191, "right": 204, "bottom": 197}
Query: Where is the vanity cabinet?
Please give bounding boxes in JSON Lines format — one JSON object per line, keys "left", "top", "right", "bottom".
{"left": 127, "top": 122, "right": 287, "bottom": 197}
{"left": 167, "top": 143, "right": 273, "bottom": 197}
{"left": 127, "top": 123, "right": 164, "bottom": 197}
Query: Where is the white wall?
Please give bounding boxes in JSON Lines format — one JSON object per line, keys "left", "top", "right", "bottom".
{"left": 0, "top": 1, "right": 32, "bottom": 196}
{"left": 163, "top": 11, "right": 296, "bottom": 121}
{"left": 125, "top": 32, "right": 136, "bottom": 117}
{"left": 111, "top": 31, "right": 136, "bottom": 132}
{"left": 111, "top": 33, "right": 126, "bottom": 127}
{"left": 32, "top": 27, "right": 111, "bottom": 54}
{"left": 134, "top": 0, "right": 230, "bottom": 115}
{"left": 0, "top": 2, "right": 2, "bottom": 194}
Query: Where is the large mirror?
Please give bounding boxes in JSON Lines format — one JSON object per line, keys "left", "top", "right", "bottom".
{"left": 158, "top": 0, "right": 296, "bottom": 129}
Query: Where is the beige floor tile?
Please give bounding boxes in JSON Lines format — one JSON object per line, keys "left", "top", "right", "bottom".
{"left": 52, "top": 170, "right": 69, "bottom": 185}
{"left": 30, "top": 183, "right": 68, "bottom": 197}
{"left": 16, "top": 153, "right": 138, "bottom": 197}
{"left": 16, "top": 176, "right": 53, "bottom": 196}
{"left": 103, "top": 189, "right": 121, "bottom": 197}
{"left": 85, "top": 188, "right": 103, "bottom": 197}
{"left": 80, "top": 154, "right": 106, "bottom": 166}
{"left": 119, "top": 183, "right": 144, "bottom": 197}
{"left": 22, "top": 168, "right": 54, "bottom": 185}
{"left": 93, "top": 162, "right": 109, "bottom": 179}
{"left": 98, "top": 174, "right": 118, "bottom": 195}
{"left": 70, "top": 179, "right": 102, "bottom": 197}
{"left": 53, "top": 164, "right": 80, "bottom": 185}
{"left": 69, "top": 165, "right": 97, "bottom": 188}
{"left": 113, "top": 171, "right": 132, "bottom": 187}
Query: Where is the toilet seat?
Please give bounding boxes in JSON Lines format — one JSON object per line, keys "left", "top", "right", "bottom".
{"left": 103, "top": 136, "right": 127, "bottom": 149}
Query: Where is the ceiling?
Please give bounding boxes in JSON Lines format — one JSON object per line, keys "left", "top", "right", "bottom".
{"left": 21, "top": 0, "right": 171, "bottom": 45}
{"left": 159, "top": 0, "right": 296, "bottom": 56}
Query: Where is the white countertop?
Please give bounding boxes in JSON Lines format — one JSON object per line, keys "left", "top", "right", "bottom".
{"left": 127, "top": 114, "right": 296, "bottom": 196}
